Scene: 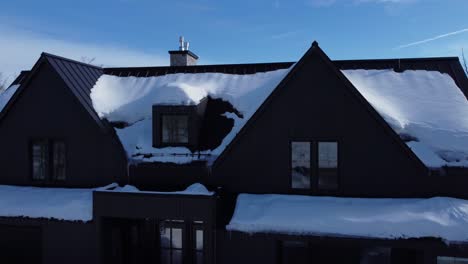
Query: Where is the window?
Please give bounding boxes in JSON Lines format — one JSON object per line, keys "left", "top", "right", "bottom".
{"left": 161, "top": 115, "right": 189, "bottom": 144}
{"left": 291, "top": 142, "right": 311, "bottom": 189}
{"left": 31, "top": 140, "right": 66, "bottom": 182}
{"left": 318, "top": 142, "right": 338, "bottom": 190}
{"left": 290, "top": 141, "right": 339, "bottom": 191}
{"left": 31, "top": 140, "right": 48, "bottom": 180}
{"left": 160, "top": 220, "right": 184, "bottom": 264}
{"left": 438, "top": 256, "right": 468, "bottom": 264}
{"left": 193, "top": 223, "right": 204, "bottom": 264}
{"left": 52, "top": 141, "right": 66, "bottom": 181}
{"left": 159, "top": 220, "right": 205, "bottom": 264}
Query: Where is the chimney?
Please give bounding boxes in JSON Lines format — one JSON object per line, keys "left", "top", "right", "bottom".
{"left": 169, "top": 36, "right": 199, "bottom": 66}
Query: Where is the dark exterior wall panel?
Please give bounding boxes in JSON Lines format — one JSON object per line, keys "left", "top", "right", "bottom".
{"left": 213, "top": 48, "right": 427, "bottom": 197}
{"left": 0, "top": 61, "right": 126, "bottom": 187}
{"left": 0, "top": 218, "right": 98, "bottom": 264}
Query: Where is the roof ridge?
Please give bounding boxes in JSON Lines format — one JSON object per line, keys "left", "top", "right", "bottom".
{"left": 104, "top": 61, "right": 295, "bottom": 70}
{"left": 41, "top": 52, "right": 103, "bottom": 70}
{"left": 334, "top": 57, "right": 460, "bottom": 63}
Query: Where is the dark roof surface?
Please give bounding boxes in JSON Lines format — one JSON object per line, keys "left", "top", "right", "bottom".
{"left": 104, "top": 62, "right": 295, "bottom": 77}
{"left": 42, "top": 53, "right": 107, "bottom": 130}
{"left": 9, "top": 71, "right": 30, "bottom": 86}
{"left": 103, "top": 57, "right": 467, "bottom": 99}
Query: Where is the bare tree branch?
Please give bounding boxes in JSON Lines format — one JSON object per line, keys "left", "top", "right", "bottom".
{"left": 80, "top": 56, "right": 96, "bottom": 64}
{"left": 462, "top": 48, "right": 468, "bottom": 76}
{"left": 0, "top": 73, "right": 7, "bottom": 93}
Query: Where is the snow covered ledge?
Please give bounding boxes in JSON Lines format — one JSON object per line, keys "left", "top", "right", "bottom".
{"left": 227, "top": 194, "right": 468, "bottom": 243}
{"left": 0, "top": 183, "right": 117, "bottom": 222}
{"left": 0, "top": 183, "right": 212, "bottom": 222}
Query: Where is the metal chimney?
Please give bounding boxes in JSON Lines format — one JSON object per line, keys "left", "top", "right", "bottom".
{"left": 169, "top": 36, "right": 199, "bottom": 66}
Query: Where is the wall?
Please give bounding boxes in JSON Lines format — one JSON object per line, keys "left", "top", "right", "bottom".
{"left": 0, "top": 218, "right": 98, "bottom": 264}
{"left": 0, "top": 61, "right": 126, "bottom": 187}
{"left": 213, "top": 47, "right": 429, "bottom": 197}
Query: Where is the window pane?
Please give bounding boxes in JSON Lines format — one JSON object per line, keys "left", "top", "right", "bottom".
{"left": 162, "top": 115, "right": 189, "bottom": 144}
{"left": 196, "top": 229, "right": 203, "bottom": 251}
{"left": 318, "top": 142, "right": 338, "bottom": 168}
{"left": 160, "top": 226, "right": 171, "bottom": 248}
{"left": 438, "top": 256, "right": 468, "bottom": 264}
{"left": 291, "top": 142, "right": 310, "bottom": 189}
{"left": 32, "top": 141, "right": 48, "bottom": 180}
{"left": 318, "top": 142, "right": 338, "bottom": 190}
{"left": 52, "top": 141, "right": 66, "bottom": 181}
{"left": 172, "top": 250, "right": 183, "bottom": 264}
{"left": 171, "top": 228, "right": 183, "bottom": 249}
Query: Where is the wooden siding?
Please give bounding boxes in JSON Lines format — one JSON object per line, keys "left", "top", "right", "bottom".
{"left": 212, "top": 45, "right": 429, "bottom": 197}
{"left": 0, "top": 61, "right": 126, "bottom": 187}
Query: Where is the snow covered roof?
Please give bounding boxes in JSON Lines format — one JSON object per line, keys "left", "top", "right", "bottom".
{"left": 108, "top": 182, "right": 214, "bottom": 195}
{"left": 90, "top": 58, "right": 468, "bottom": 168}
{"left": 0, "top": 184, "right": 116, "bottom": 221}
{"left": 0, "top": 183, "right": 212, "bottom": 221}
{"left": 3, "top": 51, "right": 467, "bottom": 168}
{"left": 344, "top": 69, "right": 468, "bottom": 168}
{"left": 91, "top": 68, "right": 292, "bottom": 164}
{"left": 0, "top": 84, "right": 20, "bottom": 113}
{"left": 227, "top": 193, "right": 468, "bottom": 243}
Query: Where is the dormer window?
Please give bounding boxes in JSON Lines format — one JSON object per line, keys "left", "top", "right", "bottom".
{"left": 153, "top": 105, "right": 200, "bottom": 148}
{"left": 162, "top": 114, "right": 189, "bottom": 144}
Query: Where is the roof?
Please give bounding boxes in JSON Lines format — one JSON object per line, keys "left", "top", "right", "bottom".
{"left": 3, "top": 48, "right": 467, "bottom": 168}
{"left": 335, "top": 57, "right": 468, "bottom": 99}
{"left": 43, "top": 53, "right": 107, "bottom": 130}
{"left": 227, "top": 193, "right": 468, "bottom": 242}
{"left": 9, "top": 70, "right": 30, "bottom": 87}
{"left": 104, "top": 62, "right": 295, "bottom": 77}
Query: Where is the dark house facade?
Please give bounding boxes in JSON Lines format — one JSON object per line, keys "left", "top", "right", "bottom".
{"left": 0, "top": 41, "right": 468, "bottom": 264}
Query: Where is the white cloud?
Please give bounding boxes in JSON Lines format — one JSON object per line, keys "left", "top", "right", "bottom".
{"left": 0, "top": 25, "right": 167, "bottom": 84}
{"left": 306, "top": 0, "right": 415, "bottom": 7}
{"left": 396, "top": 28, "right": 468, "bottom": 49}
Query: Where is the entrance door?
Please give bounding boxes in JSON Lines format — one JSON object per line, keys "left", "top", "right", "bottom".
{"left": 158, "top": 220, "right": 205, "bottom": 264}
{"left": 104, "top": 218, "right": 207, "bottom": 264}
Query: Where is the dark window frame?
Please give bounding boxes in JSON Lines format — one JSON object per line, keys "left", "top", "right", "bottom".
{"left": 29, "top": 139, "right": 67, "bottom": 183}
{"left": 317, "top": 141, "right": 339, "bottom": 191}
{"left": 289, "top": 139, "right": 340, "bottom": 193}
{"left": 290, "top": 141, "right": 312, "bottom": 190}
{"left": 159, "top": 220, "right": 206, "bottom": 264}
{"left": 160, "top": 219, "right": 185, "bottom": 264}
{"left": 30, "top": 139, "right": 49, "bottom": 181}
{"left": 161, "top": 114, "right": 190, "bottom": 145}
{"left": 153, "top": 105, "right": 199, "bottom": 148}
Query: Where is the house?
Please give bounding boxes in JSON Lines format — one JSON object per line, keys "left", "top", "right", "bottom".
{"left": 0, "top": 38, "right": 468, "bottom": 264}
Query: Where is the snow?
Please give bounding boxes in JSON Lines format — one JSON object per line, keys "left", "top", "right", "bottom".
{"left": 0, "top": 183, "right": 116, "bottom": 222}
{"left": 0, "top": 182, "right": 211, "bottom": 222}
{"left": 0, "top": 84, "right": 20, "bottom": 113}
{"left": 90, "top": 65, "right": 468, "bottom": 168}
{"left": 91, "top": 69, "right": 291, "bottom": 163}
{"left": 111, "top": 183, "right": 214, "bottom": 196}
{"left": 227, "top": 193, "right": 468, "bottom": 242}
{"left": 343, "top": 69, "right": 468, "bottom": 168}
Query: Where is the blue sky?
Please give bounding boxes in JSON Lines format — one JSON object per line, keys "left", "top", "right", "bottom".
{"left": 0, "top": 0, "right": 467, "bottom": 80}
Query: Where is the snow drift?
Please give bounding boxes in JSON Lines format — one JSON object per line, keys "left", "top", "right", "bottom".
{"left": 227, "top": 193, "right": 468, "bottom": 242}
{"left": 0, "top": 184, "right": 116, "bottom": 221}
{"left": 91, "top": 69, "right": 291, "bottom": 163}
{"left": 343, "top": 69, "right": 468, "bottom": 168}
{"left": 0, "top": 84, "right": 20, "bottom": 113}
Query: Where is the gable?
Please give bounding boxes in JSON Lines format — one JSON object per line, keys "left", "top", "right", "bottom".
{"left": 0, "top": 60, "right": 127, "bottom": 187}
{"left": 212, "top": 43, "right": 428, "bottom": 195}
